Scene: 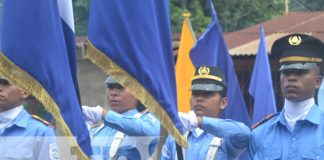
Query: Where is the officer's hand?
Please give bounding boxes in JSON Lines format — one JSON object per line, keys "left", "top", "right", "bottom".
{"left": 82, "top": 105, "right": 103, "bottom": 127}
{"left": 178, "top": 111, "right": 198, "bottom": 131}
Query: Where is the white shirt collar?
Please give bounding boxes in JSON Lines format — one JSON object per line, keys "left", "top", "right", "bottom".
{"left": 284, "top": 98, "right": 314, "bottom": 131}
{"left": 0, "top": 105, "right": 23, "bottom": 128}
{"left": 192, "top": 128, "right": 204, "bottom": 137}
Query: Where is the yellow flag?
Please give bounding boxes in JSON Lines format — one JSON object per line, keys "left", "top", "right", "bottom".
{"left": 175, "top": 13, "right": 196, "bottom": 112}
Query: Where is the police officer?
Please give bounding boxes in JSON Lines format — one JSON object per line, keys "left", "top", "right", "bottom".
{"left": 246, "top": 33, "right": 324, "bottom": 159}
{"left": 161, "top": 66, "right": 250, "bottom": 160}
{"left": 0, "top": 77, "right": 58, "bottom": 160}
{"left": 82, "top": 76, "right": 160, "bottom": 160}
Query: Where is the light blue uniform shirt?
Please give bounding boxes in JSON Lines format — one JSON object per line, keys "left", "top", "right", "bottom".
{"left": 0, "top": 108, "right": 57, "bottom": 160}
{"left": 161, "top": 117, "right": 250, "bottom": 160}
{"left": 91, "top": 109, "right": 160, "bottom": 160}
{"left": 246, "top": 105, "right": 324, "bottom": 159}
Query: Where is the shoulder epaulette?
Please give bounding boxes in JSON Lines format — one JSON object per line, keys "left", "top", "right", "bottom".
{"left": 31, "top": 115, "right": 54, "bottom": 128}
{"left": 252, "top": 113, "right": 279, "bottom": 129}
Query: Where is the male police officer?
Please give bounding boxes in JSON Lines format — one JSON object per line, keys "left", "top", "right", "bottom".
{"left": 161, "top": 66, "right": 250, "bottom": 160}
{"left": 82, "top": 76, "right": 160, "bottom": 160}
{"left": 0, "top": 77, "right": 58, "bottom": 160}
{"left": 246, "top": 33, "right": 324, "bottom": 159}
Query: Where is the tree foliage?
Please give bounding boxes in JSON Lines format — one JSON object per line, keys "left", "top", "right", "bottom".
{"left": 0, "top": 0, "right": 323, "bottom": 36}
{"left": 171, "top": 0, "right": 286, "bottom": 33}
{"left": 8, "top": 0, "right": 319, "bottom": 36}
{"left": 0, "top": 0, "right": 323, "bottom": 35}
{"left": 170, "top": 0, "right": 211, "bottom": 34}
{"left": 73, "top": 0, "right": 90, "bottom": 35}
{"left": 290, "top": 0, "right": 324, "bottom": 12}
{"left": 214, "top": 0, "right": 285, "bottom": 32}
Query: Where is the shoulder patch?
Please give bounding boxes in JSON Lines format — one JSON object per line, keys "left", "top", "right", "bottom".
{"left": 252, "top": 113, "right": 279, "bottom": 129}
{"left": 49, "top": 143, "right": 59, "bottom": 160}
{"left": 31, "top": 115, "right": 54, "bottom": 128}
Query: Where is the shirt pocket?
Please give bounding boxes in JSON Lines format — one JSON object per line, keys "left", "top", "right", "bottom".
{"left": 258, "top": 148, "right": 281, "bottom": 160}
{"left": 302, "top": 148, "right": 324, "bottom": 160}
{"left": 5, "top": 149, "right": 33, "bottom": 160}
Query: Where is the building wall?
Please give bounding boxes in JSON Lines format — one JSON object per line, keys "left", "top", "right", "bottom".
{"left": 233, "top": 56, "right": 284, "bottom": 116}
{"left": 77, "top": 59, "right": 107, "bottom": 107}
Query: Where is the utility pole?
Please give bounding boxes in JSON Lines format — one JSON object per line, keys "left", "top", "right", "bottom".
{"left": 285, "top": 0, "right": 289, "bottom": 14}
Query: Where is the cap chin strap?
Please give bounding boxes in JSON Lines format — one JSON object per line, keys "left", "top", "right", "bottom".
{"left": 192, "top": 75, "right": 223, "bottom": 82}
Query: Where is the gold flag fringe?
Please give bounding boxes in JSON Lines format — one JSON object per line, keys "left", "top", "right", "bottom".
{"left": 85, "top": 40, "right": 188, "bottom": 148}
{"left": 0, "top": 52, "right": 89, "bottom": 160}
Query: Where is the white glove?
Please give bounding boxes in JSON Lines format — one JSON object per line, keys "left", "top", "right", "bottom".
{"left": 82, "top": 105, "right": 103, "bottom": 127}
{"left": 178, "top": 110, "right": 198, "bottom": 131}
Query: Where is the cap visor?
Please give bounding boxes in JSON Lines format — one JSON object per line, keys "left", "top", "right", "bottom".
{"left": 104, "top": 77, "right": 117, "bottom": 84}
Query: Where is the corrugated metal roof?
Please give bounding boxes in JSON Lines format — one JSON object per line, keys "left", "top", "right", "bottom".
{"left": 229, "top": 33, "right": 288, "bottom": 56}
{"left": 76, "top": 36, "right": 87, "bottom": 44}
{"left": 77, "top": 12, "right": 324, "bottom": 57}
{"left": 225, "top": 12, "right": 324, "bottom": 56}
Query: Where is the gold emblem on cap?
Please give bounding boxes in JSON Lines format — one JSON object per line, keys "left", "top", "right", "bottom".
{"left": 198, "top": 66, "right": 210, "bottom": 75}
{"left": 192, "top": 66, "right": 222, "bottom": 82}
{"left": 288, "top": 35, "right": 302, "bottom": 46}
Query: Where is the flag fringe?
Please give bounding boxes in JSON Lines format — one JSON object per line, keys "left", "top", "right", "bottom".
{"left": 0, "top": 52, "right": 89, "bottom": 160}
{"left": 85, "top": 40, "right": 188, "bottom": 148}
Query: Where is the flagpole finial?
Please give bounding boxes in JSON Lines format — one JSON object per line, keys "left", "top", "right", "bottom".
{"left": 182, "top": 12, "right": 191, "bottom": 18}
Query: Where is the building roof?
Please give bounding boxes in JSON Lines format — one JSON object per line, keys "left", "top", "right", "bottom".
{"left": 225, "top": 11, "right": 324, "bottom": 56}
{"left": 76, "top": 36, "right": 88, "bottom": 44}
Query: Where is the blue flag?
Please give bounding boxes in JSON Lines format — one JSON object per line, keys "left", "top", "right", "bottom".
{"left": 57, "top": 0, "right": 82, "bottom": 104}
{"left": 190, "top": 0, "right": 250, "bottom": 126}
{"left": 87, "top": 0, "right": 187, "bottom": 147}
{"left": 0, "top": 12, "right": 2, "bottom": 49}
{"left": 0, "top": 0, "right": 92, "bottom": 158}
{"left": 318, "top": 81, "right": 324, "bottom": 111}
{"left": 249, "top": 27, "right": 277, "bottom": 125}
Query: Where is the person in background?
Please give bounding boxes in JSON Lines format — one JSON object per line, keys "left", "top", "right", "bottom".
{"left": 82, "top": 76, "right": 160, "bottom": 160}
{"left": 246, "top": 33, "right": 324, "bottom": 159}
{"left": 161, "top": 66, "right": 250, "bottom": 160}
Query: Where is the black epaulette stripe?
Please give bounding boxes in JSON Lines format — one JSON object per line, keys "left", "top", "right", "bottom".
{"left": 31, "top": 115, "right": 54, "bottom": 128}
{"left": 252, "top": 113, "right": 279, "bottom": 129}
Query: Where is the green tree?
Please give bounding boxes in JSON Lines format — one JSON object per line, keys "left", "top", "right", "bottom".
{"left": 170, "top": 0, "right": 210, "bottom": 33}
{"left": 169, "top": 0, "right": 285, "bottom": 34}
{"left": 73, "top": 0, "right": 90, "bottom": 36}
{"left": 213, "top": 0, "right": 285, "bottom": 32}
{"left": 290, "top": 0, "right": 324, "bottom": 11}
{"left": 70, "top": 0, "right": 324, "bottom": 35}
